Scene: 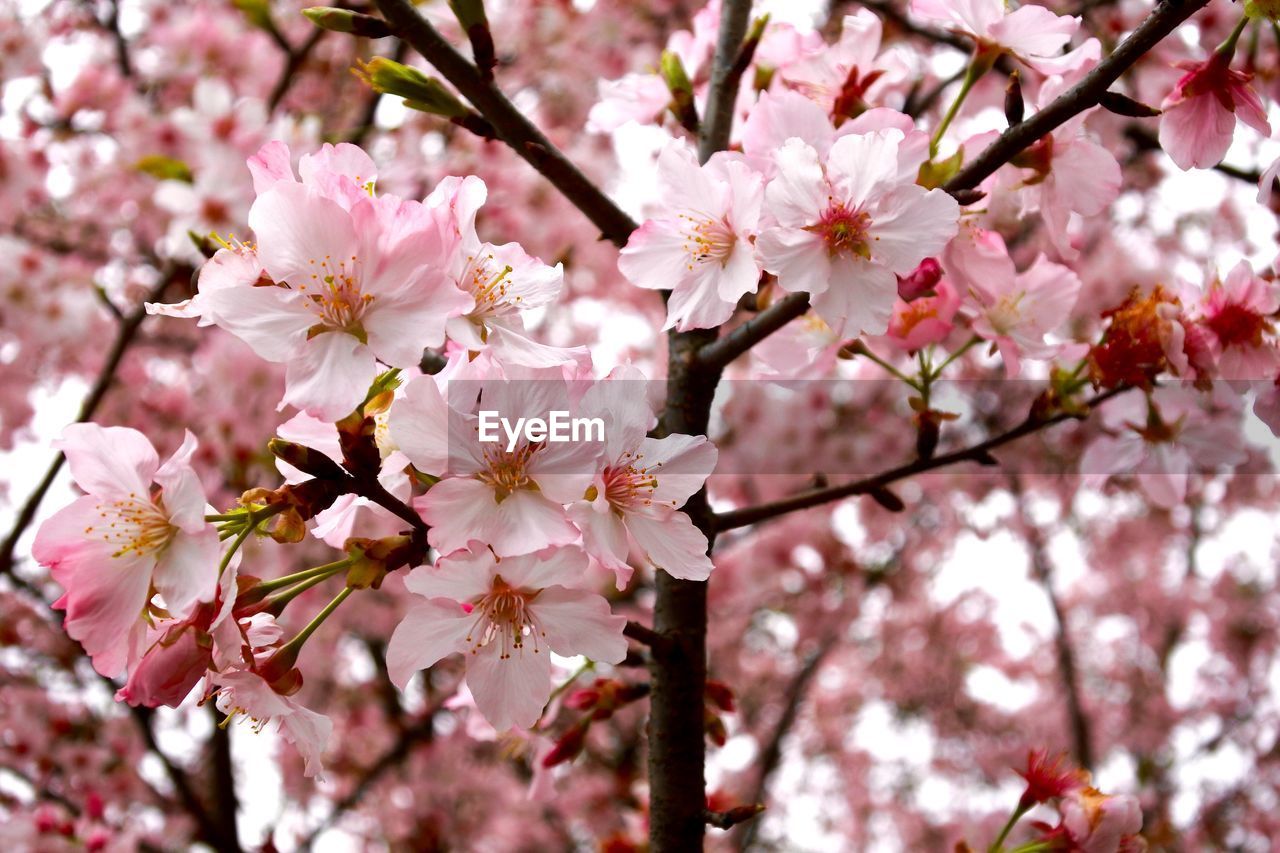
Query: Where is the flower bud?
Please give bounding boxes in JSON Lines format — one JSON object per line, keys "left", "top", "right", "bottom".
{"left": 1004, "top": 70, "right": 1024, "bottom": 126}
{"left": 660, "top": 50, "right": 698, "bottom": 132}
{"left": 268, "top": 438, "right": 347, "bottom": 480}
{"left": 448, "top": 0, "right": 496, "bottom": 80}
{"left": 541, "top": 719, "right": 591, "bottom": 767}
{"left": 302, "top": 7, "right": 392, "bottom": 38}
{"left": 896, "top": 257, "right": 942, "bottom": 301}
{"left": 354, "top": 58, "right": 471, "bottom": 118}
{"left": 116, "top": 625, "right": 213, "bottom": 709}
{"left": 705, "top": 680, "right": 736, "bottom": 712}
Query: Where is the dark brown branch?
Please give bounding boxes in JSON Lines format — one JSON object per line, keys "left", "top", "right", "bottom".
{"left": 714, "top": 385, "right": 1131, "bottom": 531}
{"left": 208, "top": 708, "right": 243, "bottom": 852}
{"left": 0, "top": 270, "right": 185, "bottom": 579}
{"left": 1009, "top": 475, "right": 1094, "bottom": 771}
{"left": 697, "top": 0, "right": 754, "bottom": 161}
{"left": 373, "top": 0, "right": 638, "bottom": 245}
{"left": 944, "top": 0, "right": 1211, "bottom": 193}
{"left": 645, "top": 4, "right": 756, "bottom": 850}
{"left": 624, "top": 619, "right": 671, "bottom": 653}
{"left": 693, "top": 292, "right": 810, "bottom": 371}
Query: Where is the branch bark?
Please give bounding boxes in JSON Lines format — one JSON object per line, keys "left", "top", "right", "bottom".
{"left": 373, "top": 0, "right": 638, "bottom": 246}
{"left": 714, "top": 385, "right": 1131, "bottom": 531}
{"left": 646, "top": 3, "right": 755, "bottom": 850}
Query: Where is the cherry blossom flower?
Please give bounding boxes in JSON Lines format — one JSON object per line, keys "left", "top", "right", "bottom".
{"left": 1188, "top": 261, "right": 1280, "bottom": 379}
{"left": 1005, "top": 79, "right": 1121, "bottom": 259}
{"left": 397, "top": 376, "right": 600, "bottom": 556}
{"left": 618, "top": 143, "right": 764, "bottom": 331}
{"left": 445, "top": 239, "right": 579, "bottom": 366}
{"left": 1254, "top": 375, "right": 1280, "bottom": 437}
{"left": 778, "top": 10, "right": 904, "bottom": 125}
{"left": 179, "top": 144, "right": 473, "bottom": 419}
{"left": 909, "top": 0, "right": 1086, "bottom": 75}
{"left": 212, "top": 669, "right": 332, "bottom": 778}
{"left": 944, "top": 224, "right": 1083, "bottom": 375}
{"left": 756, "top": 130, "right": 959, "bottom": 337}
{"left": 1057, "top": 787, "right": 1145, "bottom": 853}
{"left": 31, "top": 425, "right": 220, "bottom": 677}
{"left": 117, "top": 615, "right": 215, "bottom": 709}
{"left": 386, "top": 545, "right": 626, "bottom": 731}
{"left": 1159, "top": 51, "right": 1270, "bottom": 171}
{"left": 571, "top": 367, "right": 719, "bottom": 587}
{"left": 1017, "top": 750, "right": 1088, "bottom": 809}
{"left": 879, "top": 276, "right": 960, "bottom": 353}
{"left": 1080, "top": 386, "right": 1248, "bottom": 508}
{"left": 146, "top": 240, "right": 266, "bottom": 327}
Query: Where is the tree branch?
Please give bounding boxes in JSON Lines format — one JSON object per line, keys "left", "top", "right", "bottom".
{"left": 646, "top": 3, "right": 756, "bottom": 850}
{"left": 693, "top": 292, "right": 810, "bottom": 371}
{"left": 372, "top": 0, "right": 638, "bottom": 245}
{"left": 944, "top": 0, "right": 1211, "bottom": 193}
{"left": 713, "top": 385, "right": 1131, "bottom": 531}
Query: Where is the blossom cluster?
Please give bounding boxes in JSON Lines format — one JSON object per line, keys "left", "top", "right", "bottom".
{"left": 9, "top": 0, "right": 1280, "bottom": 847}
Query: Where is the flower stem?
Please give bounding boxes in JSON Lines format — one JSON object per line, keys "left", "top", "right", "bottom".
{"left": 262, "top": 558, "right": 354, "bottom": 609}
{"left": 988, "top": 803, "right": 1030, "bottom": 852}
{"left": 256, "top": 558, "right": 354, "bottom": 595}
{"left": 930, "top": 59, "right": 986, "bottom": 158}
{"left": 851, "top": 342, "right": 923, "bottom": 390}
{"left": 1216, "top": 14, "right": 1250, "bottom": 57}
{"left": 280, "top": 586, "right": 353, "bottom": 655}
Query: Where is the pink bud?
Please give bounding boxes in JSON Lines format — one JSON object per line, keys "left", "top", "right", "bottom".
{"left": 116, "top": 626, "right": 212, "bottom": 709}
{"left": 896, "top": 258, "right": 942, "bottom": 302}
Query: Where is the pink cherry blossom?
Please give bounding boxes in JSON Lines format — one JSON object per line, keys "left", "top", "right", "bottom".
{"left": 756, "top": 130, "right": 959, "bottom": 337}
{"left": 619, "top": 143, "right": 764, "bottom": 331}
{"left": 944, "top": 224, "right": 1083, "bottom": 375}
{"left": 1059, "top": 788, "right": 1145, "bottom": 853}
{"left": 778, "top": 11, "right": 904, "bottom": 124}
{"left": 212, "top": 669, "right": 332, "bottom": 778}
{"left": 1158, "top": 52, "right": 1271, "bottom": 171}
{"left": 402, "top": 376, "right": 600, "bottom": 556}
{"left": 32, "top": 425, "right": 220, "bottom": 677}
{"left": 386, "top": 545, "right": 626, "bottom": 731}
{"left": 1080, "top": 386, "right": 1248, "bottom": 509}
{"left": 117, "top": 617, "right": 214, "bottom": 709}
{"left": 879, "top": 276, "right": 961, "bottom": 353}
{"left": 1188, "top": 261, "right": 1280, "bottom": 379}
{"left": 909, "top": 0, "right": 1084, "bottom": 75}
{"left": 571, "top": 366, "right": 719, "bottom": 586}
{"left": 156, "top": 142, "right": 473, "bottom": 420}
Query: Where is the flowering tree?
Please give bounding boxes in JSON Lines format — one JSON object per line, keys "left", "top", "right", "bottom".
{"left": 3, "top": 0, "right": 1280, "bottom": 850}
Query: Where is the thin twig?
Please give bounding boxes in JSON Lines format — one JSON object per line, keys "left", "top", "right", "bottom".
{"left": 713, "top": 385, "right": 1131, "bottom": 530}
{"left": 693, "top": 292, "right": 810, "bottom": 371}
{"left": 373, "top": 0, "right": 638, "bottom": 245}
